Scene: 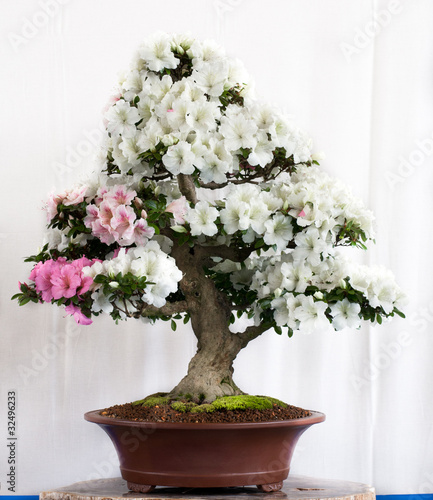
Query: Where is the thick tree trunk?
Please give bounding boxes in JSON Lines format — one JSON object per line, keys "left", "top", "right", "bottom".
{"left": 169, "top": 333, "right": 244, "bottom": 402}
{"left": 168, "top": 242, "right": 245, "bottom": 402}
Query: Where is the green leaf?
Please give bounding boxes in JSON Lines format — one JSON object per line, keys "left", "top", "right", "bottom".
{"left": 394, "top": 308, "right": 406, "bottom": 319}
{"left": 171, "top": 319, "right": 177, "bottom": 331}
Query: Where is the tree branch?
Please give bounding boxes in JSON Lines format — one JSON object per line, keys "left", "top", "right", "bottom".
{"left": 237, "top": 323, "right": 271, "bottom": 348}
{"left": 197, "top": 244, "right": 255, "bottom": 263}
{"left": 199, "top": 179, "right": 261, "bottom": 189}
{"left": 178, "top": 174, "right": 198, "bottom": 204}
{"left": 134, "top": 300, "right": 189, "bottom": 319}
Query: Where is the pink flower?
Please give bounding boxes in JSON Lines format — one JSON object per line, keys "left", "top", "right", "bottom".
{"left": 90, "top": 220, "right": 117, "bottom": 245}
{"left": 165, "top": 196, "right": 188, "bottom": 224}
{"left": 32, "top": 257, "right": 96, "bottom": 302}
{"left": 29, "top": 261, "right": 44, "bottom": 282}
{"left": 98, "top": 200, "right": 115, "bottom": 227}
{"left": 65, "top": 304, "right": 93, "bottom": 325}
{"left": 132, "top": 219, "right": 155, "bottom": 246}
{"left": 63, "top": 186, "right": 87, "bottom": 206}
{"left": 45, "top": 192, "right": 63, "bottom": 222}
{"left": 105, "top": 185, "right": 137, "bottom": 209}
{"left": 51, "top": 265, "right": 82, "bottom": 299}
{"left": 71, "top": 256, "right": 93, "bottom": 270}
{"left": 94, "top": 186, "right": 109, "bottom": 205}
{"left": 34, "top": 259, "right": 66, "bottom": 302}
{"left": 111, "top": 205, "right": 136, "bottom": 243}
{"left": 84, "top": 205, "right": 100, "bottom": 229}
{"left": 44, "top": 187, "right": 87, "bottom": 223}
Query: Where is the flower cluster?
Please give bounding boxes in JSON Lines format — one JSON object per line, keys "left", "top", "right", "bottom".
{"left": 29, "top": 256, "right": 94, "bottom": 302}
{"left": 84, "top": 185, "right": 155, "bottom": 246}
{"left": 83, "top": 242, "right": 182, "bottom": 315}
{"left": 24, "top": 256, "right": 98, "bottom": 324}
{"left": 45, "top": 186, "right": 88, "bottom": 222}
{"left": 184, "top": 165, "right": 373, "bottom": 252}
{"left": 245, "top": 251, "right": 405, "bottom": 333}
{"left": 102, "top": 32, "right": 311, "bottom": 186}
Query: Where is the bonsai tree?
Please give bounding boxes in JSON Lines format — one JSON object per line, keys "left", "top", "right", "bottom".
{"left": 14, "top": 32, "right": 405, "bottom": 403}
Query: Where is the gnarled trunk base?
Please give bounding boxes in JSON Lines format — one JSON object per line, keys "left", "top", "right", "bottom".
{"left": 169, "top": 333, "right": 245, "bottom": 402}
{"left": 170, "top": 352, "right": 244, "bottom": 402}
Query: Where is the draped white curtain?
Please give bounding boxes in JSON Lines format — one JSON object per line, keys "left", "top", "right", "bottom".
{"left": 1, "top": 0, "right": 432, "bottom": 494}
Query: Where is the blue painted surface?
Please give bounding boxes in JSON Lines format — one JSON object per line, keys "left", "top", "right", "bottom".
{"left": 378, "top": 497, "right": 433, "bottom": 500}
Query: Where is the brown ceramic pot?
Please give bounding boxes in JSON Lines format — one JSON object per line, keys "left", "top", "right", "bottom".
{"left": 84, "top": 409, "right": 325, "bottom": 492}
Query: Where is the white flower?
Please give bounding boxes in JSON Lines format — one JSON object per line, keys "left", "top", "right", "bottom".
{"left": 118, "top": 135, "right": 144, "bottom": 165}
{"left": 263, "top": 213, "right": 294, "bottom": 250}
{"left": 330, "top": 299, "right": 361, "bottom": 331}
{"left": 105, "top": 100, "right": 141, "bottom": 138}
{"left": 246, "top": 200, "right": 271, "bottom": 234}
{"left": 103, "top": 248, "right": 131, "bottom": 277}
{"left": 186, "top": 99, "right": 220, "bottom": 133}
{"left": 162, "top": 141, "right": 195, "bottom": 175}
{"left": 367, "top": 279, "right": 398, "bottom": 314}
{"left": 293, "top": 228, "right": 329, "bottom": 267}
{"left": 137, "top": 117, "right": 165, "bottom": 152}
{"left": 280, "top": 261, "right": 313, "bottom": 293}
{"left": 251, "top": 102, "right": 277, "bottom": 130}
{"left": 139, "top": 33, "right": 179, "bottom": 72}
{"left": 165, "top": 97, "right": 192, "bottom": 133}
{"left": 248, "top": 130, "right": 275, "bottom": 167}
{"left": 91, "top": 290, "right": 114, "bottom": 314}
{"left": 189, "top": 39, "right": 225, "bottom": 68}
{"left": 271, "top": 294, "right": 301, "bottom": 330}
{"left": 220, "top": 200, "right": 250, "bottom": 234}
{"left": 192, "top": 60, "right": 228, "bottom": 97}
{"left": 294, "top": 295, "right": 329, "bottom": 334}
{"left": 269, "top": 115, "right": 293, "bottom": 149}
{"left": 187, "top": 201, "right": 219, "bottom": 236}
{"left": 136, "top": 95, "right": 155, "bottom": 125}
{"left": 198, "top": 151, "right": 229, "bottom": 184}
{"left": 122, "top": 69, "right": 145, "bottom": 100}
{"left": 219, "top": 112, "right": 258, "bottom": 151}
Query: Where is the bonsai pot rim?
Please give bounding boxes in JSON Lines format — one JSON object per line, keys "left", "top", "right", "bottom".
{"left": 84, "top": 408, "right": 326, "bottom": 428}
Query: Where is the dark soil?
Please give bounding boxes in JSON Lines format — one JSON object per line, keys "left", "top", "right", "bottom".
{"left": 101, "top": 403, "right": 311, "bottom": 423}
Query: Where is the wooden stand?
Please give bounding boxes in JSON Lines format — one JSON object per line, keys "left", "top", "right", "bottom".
{"left": 40, "top": 476, "right": 375, "bottom": 500}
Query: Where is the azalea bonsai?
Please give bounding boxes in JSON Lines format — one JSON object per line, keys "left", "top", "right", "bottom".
{"left": 14, "top": 32, "right": 405, "bottom": 405}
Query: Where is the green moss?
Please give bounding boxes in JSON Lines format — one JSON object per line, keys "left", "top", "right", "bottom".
{"left": 171, "top": 401, "right": 197, "bottom": 413}
{"left": 132, "top": 393, "right": 169, "bottom": 407}
{"left": 190, "top": 403, "right": 214, "bottom": 414}
{"left": 211, "top": 395, "right": 288, "bottom": 411}
{"left": 132, "top": 394, "right": 288, "bottom": 413}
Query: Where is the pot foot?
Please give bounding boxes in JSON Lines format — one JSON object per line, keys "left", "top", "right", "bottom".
{"left": 127, "top": 481, "right": 156, "bottom": 493}
{"left": 257, "top": 482, "right": 284, "bottom": 492}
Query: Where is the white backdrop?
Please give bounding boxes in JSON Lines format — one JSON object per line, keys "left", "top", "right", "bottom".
{"left": 1, "top": 0, "right": 433, "bottom": 495}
